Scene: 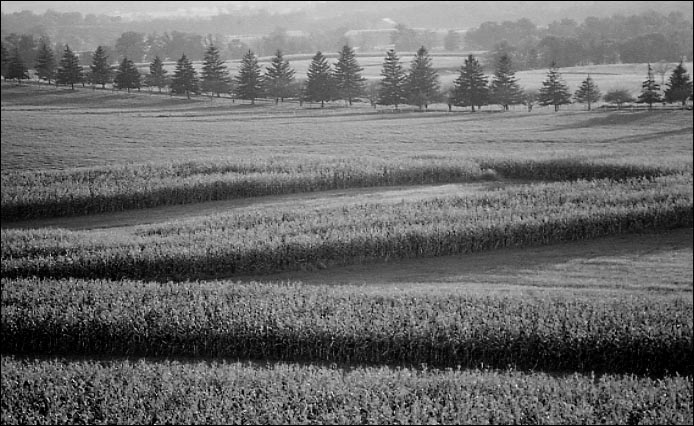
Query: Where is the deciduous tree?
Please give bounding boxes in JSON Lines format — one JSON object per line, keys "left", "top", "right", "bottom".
{"left": 115, "top": 31, "right": 146, "bottom": 63}
{"left": 444, "top": 30, "right": 462, "bottom": 51}
{"left": 603, "top": 89, "right": 635, "bottom": 109}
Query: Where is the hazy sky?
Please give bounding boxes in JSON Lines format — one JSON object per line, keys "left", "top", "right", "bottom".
{"left": 0, "top": 1, "right": 321, "bottom": 17}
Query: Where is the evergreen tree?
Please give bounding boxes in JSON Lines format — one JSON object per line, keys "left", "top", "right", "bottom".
{"left": 170, "top": 53, "right": 199, "bottom": 99}
{"left": 0, "top": 42, "right": 9, "bottom": 78}
{"left": 234, "top": 50, "right": 263, "bottom": 104}
{"left": 489, "top": 53, "right": 523, "bottom": 110}
{"left": 405, "top": 46, "right": 440, "bottom": 111}
{"left": 201, "top": 45, "right": 230, "bottom": 97}
{"left": 264, "top": 49, "right": 295, "bottom": 104}
{"left": 7, "top": 46, "right": 29, "bottom": 83}
{"left": 452, "top": 54, "right": 489, "bottom": 112}
{"left": 145, "top": 56, "right": 168, "bottom": 93}
{"left": 537, "top": 62, "right": 572, "bottom": 111}
{"left": 664, "top": 61, "right": 693, "bottom": 107}
{"left": 574, "top": 74, "right": 602, "bottom": 111}
{"left": 114, "top": 57, "right": 141, "bottom": 93}
{"left": 377, "top": 49, "right": 407, "bottom": 109}
{"left": 305, "top": 51, "right": 333, "bottom": 108}
{"left": 90, "top": 46, "right": 113, "bottom": 89}
{"left": 56, "top": 45, "right": 84, "bottom": 89}
{"left": 34, "top": 38, "right": 56, "bottom": 84}
{"left": 334, "top": 45, "right": 365, "bottom": 106}
{"left": 637, "top": 63, "right": 662, "bottom": 110}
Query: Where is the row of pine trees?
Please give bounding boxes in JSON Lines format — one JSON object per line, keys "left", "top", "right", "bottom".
{"left": 4, "top": 41, "right": 693, "bottom": 111}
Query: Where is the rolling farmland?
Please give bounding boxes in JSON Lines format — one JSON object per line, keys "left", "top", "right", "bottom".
{"left": 1, "top": 69, "right": 693, "bottom": 425}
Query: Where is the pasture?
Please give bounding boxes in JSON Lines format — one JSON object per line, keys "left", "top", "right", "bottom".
{"left": 1, "top": 73, "right": 692, "bottom": 424}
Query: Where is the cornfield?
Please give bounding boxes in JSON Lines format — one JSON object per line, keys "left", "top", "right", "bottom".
{"left": 2, "top": 278, "right": 692, "bottom": 376}
{"left": 2, "top": 155, "right": 686, "bottom": 221}
{"left": 2, "top": 355, "right": 692, "bottom": 425}
{"left": 2, "top": 174, "right": 691, "bottom": 281}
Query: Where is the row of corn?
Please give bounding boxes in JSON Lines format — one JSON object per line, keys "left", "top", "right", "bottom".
{"left": 2, "top": 278, "right": 692, "bottom": 376}
{"left": 2, "top": 175, "right": 692, "bottom": 281}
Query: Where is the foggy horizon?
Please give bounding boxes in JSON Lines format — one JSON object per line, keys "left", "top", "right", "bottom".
{"left": 2, "top": 1, "right": 692, "bottom": 24}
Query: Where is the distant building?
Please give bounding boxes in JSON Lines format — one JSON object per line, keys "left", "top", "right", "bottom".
{"left": 345, "top": 28, "right": 468, "bottom": 53}
{"left": 345, "top": 29, "right": 396, "bottom": 52}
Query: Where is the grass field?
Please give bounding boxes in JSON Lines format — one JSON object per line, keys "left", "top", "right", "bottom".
{"left": 1, "top": 66, "right": 692, "bottom": 424}
{"left": 153, "top": 56, "right": 693, "bottom": 96}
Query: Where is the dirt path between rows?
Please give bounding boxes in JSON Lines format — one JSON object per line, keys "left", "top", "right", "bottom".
{"left": 4, "top": 181, "right": 691, "bottom": 294}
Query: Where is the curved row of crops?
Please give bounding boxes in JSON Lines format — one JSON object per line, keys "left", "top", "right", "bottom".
{"left": 2, "top": 355, "right": 692, "bottom": 425}
{"left": 2, "top": 154, "right": 685, "bottom": 221}
{"left": 2, "top": 175, "right": 691, "bottom": 281}
{"left": 2, "top": 278, "right": 692, "bottom": 376}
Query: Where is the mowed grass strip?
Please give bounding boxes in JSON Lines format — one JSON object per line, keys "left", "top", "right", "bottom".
{"left": 2, "top": 355, "right": 692, "bottom": 425}
{"left": 2, "top": 175, "right": 691, "bottom": 281}
{"left": 2, "top": 278, "right": 691, "bottom": 376}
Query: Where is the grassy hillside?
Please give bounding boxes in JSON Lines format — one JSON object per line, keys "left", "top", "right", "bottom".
{"left": 1, "top": 70, "right": 692, "bottom": 425}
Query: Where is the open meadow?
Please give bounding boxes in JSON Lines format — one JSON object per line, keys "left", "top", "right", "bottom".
{"left": 147, "top": 57, "right": 694, "bottom": 99}
{"left": 1, "top": 70, "right": 693, "bottom": 424}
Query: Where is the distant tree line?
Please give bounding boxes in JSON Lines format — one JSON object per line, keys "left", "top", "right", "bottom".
{"left": 464, "top": 12, "right": 692, "bottom": 70}
{"left": 2, "top": 41, "right": 692, "bottom": 111}
{"left": 2, "top": 10, "right": 691, "bottom": 72}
